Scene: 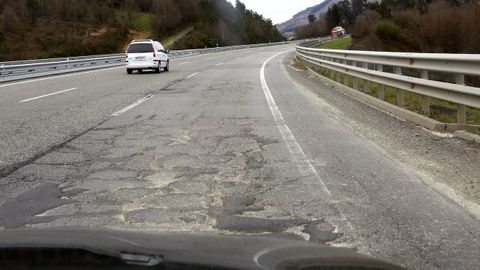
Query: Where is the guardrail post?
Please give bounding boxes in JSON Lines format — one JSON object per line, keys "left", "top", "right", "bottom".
{"left": 362, "top": 62, "right": 369, "bottom": 93}
{"left": 352, "top": 61, "right": 358, "bottom": 90}
{"left": 339, "top": 59, "right": 346, "bottom": 85}
{"left": 455, "top": 74, "right": 467, "bottom": 125}
{"left": 394, "top": 67, "right": 405, "bottom": 107}
{"left": 376, "top": 64, "right": 385, "bottom": 100}
{"left": 335, "top": 59, "right": 341, "bottom": 82}
{"left": 420, "top": 70, "right": 430, "bottom": 115}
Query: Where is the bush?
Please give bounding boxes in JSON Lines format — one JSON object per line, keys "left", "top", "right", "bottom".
{"left": 352, "top": 1, "right": 480, "bottom": 54}
{"left": 294, "top": 19, "right": 328, "bottom": 39}
{"left": 352, "top": 10, "right": 381, "bottom": 38}
{"left": 0, "top": 32, "right": 8, "bottom": 60}
{"left": 375, "top": 20, "right": 401, "bottom": 41}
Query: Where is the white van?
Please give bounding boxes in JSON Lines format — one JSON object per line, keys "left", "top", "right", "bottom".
{"left": 126, "top": 39, "right": 169, "bottom": 74}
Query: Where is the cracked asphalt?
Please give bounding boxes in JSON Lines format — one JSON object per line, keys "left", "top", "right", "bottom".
{"left": 0, "top": 45, "right": 479, "bottom": 269}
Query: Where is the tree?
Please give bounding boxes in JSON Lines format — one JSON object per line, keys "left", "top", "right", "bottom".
{"left": 0, "top": 0, "right": 283, "bottom": 59}
{"left": 1, "top": 5, "right": 21, "bottom": 33}
{"left": 26, "top": 0, "right": 42, "bottom": 26}
{"left": 352, "top": 0, "right": 366, "bottom": 17}
{"left": 0, "top": 31, "right": 8, "bottom": 58}
{"left": 236, "top": 0, "right": 246, "bottom": 14}
{"left": 308, "top": 14, "right": 316, "bottom": 24}
{"left": 325, "top": 4, "right": 342, "bottom": 30}
{"left": 295, "top": 18, "right": 328, "bottom": 39}
{"left": 338, "top": 0, "right": 354, "bottom": 25}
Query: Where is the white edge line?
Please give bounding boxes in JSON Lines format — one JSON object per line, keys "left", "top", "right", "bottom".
{"left": 216, "top": 62, "right": 223, "bottom": 66}
{"left": 187, "top": 72, "right": 199, "bottom": 79}
{"left": 178, "top": 62, "right": 190, "bottom": 65}
{"left": 260, "top": 51, "right": 331, "bottom": 196}
{"left": 19, "top": 87, "right": 78, "bottom": 103}
{"left": 111, "top": 94, "right": 154, "bottom": 117}
{"left": 253, "top": 246, "right": 281, "bottom": 270}
{"left": 260, "top": 51, "right": 355, "bottom": 233}
{"left": 1, "top": 66, "right": 123, "bottom": 88}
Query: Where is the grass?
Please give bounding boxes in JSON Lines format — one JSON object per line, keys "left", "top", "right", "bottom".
{"left": 115, "top": 11, "right": 192, "bottom": 49}
{"left": 116, "top": 11, "right": 153, "bottom": 31}
{"left": 300, "top": 60, "right": 480, "bottom": 130}
{"left": 161, "top": 26, "right": 194, "bottom": 48}
{"left": 316, "top": 37, "right": 352, "bottom": 50}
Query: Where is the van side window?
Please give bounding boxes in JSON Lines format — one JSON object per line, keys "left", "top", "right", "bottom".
{"left": 158, "top": 43, "right": 165, "bottom": 52}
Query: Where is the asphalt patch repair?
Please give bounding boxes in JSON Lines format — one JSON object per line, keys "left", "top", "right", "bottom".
{"left": 0, "top": 183, "right": 78, "bottom": 229}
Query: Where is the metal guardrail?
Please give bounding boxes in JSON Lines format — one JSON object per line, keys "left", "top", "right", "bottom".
{"left": 0, "top": 41, "right": 290, "bottom": 83}
{"left": 296, "top": 40, "right": 480, "bottom": 125}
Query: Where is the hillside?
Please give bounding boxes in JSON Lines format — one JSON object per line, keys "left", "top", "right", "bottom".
{"left": 352, "top": 1, "right": 480, "bottom": 54}
{"left": 0, "top": 0, "right": 282, "bottom": 61}
{"left": 276, "top": 0, "right": 341, "bottom": 37}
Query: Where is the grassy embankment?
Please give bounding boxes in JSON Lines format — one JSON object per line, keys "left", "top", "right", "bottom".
{"left": 316, "top": 37, "right": 352, "bottom": 49}
{"left": 116, "top": 11, "right": 193, "bottom": 50}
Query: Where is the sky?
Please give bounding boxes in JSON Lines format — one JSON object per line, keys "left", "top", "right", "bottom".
{"left": 227, "top": 0, "right": 322, "bottom": 24}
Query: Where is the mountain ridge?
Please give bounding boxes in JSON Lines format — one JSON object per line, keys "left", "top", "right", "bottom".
{"left": 276, "top": 0, "right": 342, "bottom": 37}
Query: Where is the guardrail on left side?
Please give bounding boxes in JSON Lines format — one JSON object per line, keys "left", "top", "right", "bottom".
{"left": 0, "top": 55, "right": 126, "bottom": 82}
{"left": 0, "top": 41, "right": 290, "bottom": 83}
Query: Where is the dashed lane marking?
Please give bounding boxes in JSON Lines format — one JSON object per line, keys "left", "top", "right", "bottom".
{"left": 19, "top": 88, "right": 78, "bottom": 103}
{"left": 1, "top": 67, "right": 123, "bottom": 88}
{"left": 111, "top": 94, "right": 154, "bottom": 117}
{"left": 187, "top": 72, "right": 199, "bottom": 79}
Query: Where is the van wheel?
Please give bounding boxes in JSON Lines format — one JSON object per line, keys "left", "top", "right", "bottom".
{"left": 154, "top": 63, "right": 160, "bottom": 73}
{"left": 164, "top": 61, "right": 169, "bottom": 72}
{"left": 127, "top": 69, "right": 133, "bottom": 74}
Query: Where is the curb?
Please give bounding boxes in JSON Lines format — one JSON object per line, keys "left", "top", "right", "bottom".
{"left": 305, "top": 67, "right": 447, "bottom": 132}
{"left": 454, "top": 130, "right": 480, "bottom": 144}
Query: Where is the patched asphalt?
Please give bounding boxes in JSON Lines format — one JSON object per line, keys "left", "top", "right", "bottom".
{"left": 0, "top": 46, "right": 479, "bottom": 269}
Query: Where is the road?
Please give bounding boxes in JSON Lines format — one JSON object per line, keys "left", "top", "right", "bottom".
{"left": 0, "top": 45, "right": 479, "bottom": 269}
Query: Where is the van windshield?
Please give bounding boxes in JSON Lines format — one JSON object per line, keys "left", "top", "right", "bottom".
{"left": 127, "top": 44, "right": 153, "bottom": 53}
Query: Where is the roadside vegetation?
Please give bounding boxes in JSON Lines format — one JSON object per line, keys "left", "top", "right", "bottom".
{"left": 298, "top": 54, "right": 480, "bottom": 132}
{"left": 116, "top": 11, "right": 153, "bottom": 32}
{"left": 295, "top": 0, "right": 480, "bottom": 130}
{"left": 316, "top": 37, "right": 351, "bottom": 49}
{"left": 0, "top": 0, "right": 282, "bottom": 61}
{"left": 295, "top": 0, "right": 480, "bottom": 55}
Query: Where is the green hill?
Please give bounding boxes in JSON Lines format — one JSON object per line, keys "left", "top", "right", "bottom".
{"left": 0, "top": 0, "right": 283, "bottom": 61}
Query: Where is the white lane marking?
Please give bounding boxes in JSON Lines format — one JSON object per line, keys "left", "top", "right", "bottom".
{"left": 186, "top": 72, "right": 199, "bottom": 79}
{"left": 178, "top": 61, "right": 190, "bottom": 65}
{"left": 260, "top": 52, "right": 355, "bottom": 235}
{"left": 0, "top": 66, "right": 123, "bottom": 88}
{"left": 19, "top": 88, "right": 78, "bottom": 103}
{"left": 253, "top": 246, "right": 280, "bottom": 270}
{"left": 260, "top": 52, "right": 331, "bottom": 195}
{"left": 216, "top": 62, "right": 223, "bottom": 66}
{"left": 111, "top": 94, "right": 154, "bottom": 117}
{"left": 260, "top": 52, "right": 353, "bottom": 236}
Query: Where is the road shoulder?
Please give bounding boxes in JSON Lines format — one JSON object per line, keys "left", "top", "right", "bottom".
{"left": 282, "top": 52, "right": 480, "bottom": 219}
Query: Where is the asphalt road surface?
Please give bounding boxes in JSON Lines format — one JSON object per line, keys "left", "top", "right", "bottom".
{"left": 0, "top": 45, "right": 479, "bottom": 269}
